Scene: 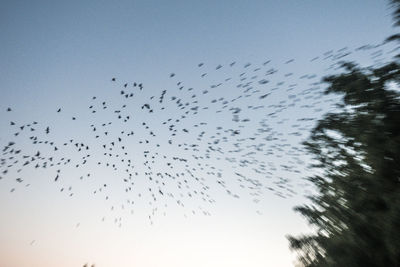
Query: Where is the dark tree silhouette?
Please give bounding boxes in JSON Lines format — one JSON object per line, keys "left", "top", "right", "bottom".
{"left": 288, "top": 2, "right": 400, "bottom": 266}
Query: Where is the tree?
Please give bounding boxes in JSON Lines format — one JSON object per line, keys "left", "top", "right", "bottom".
{"left": 288, "top": 2, "right": 400, "bottom": 262}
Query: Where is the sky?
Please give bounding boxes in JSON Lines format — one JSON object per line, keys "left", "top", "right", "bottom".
{"left": 0, "top": 1, "right": 398, "bottom": 267}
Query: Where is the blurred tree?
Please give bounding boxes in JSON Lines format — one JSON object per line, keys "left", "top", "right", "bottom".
{"left": 288, "top": 2, "right": 400, "bottom": 265}
{"left": 288, "top": 61, "right": 400, "bottom": 266}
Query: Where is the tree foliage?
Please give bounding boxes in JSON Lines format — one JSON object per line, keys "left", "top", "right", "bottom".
{"left": 288, "top": 3, "right": 400, "bottom": 264}
{"left": 288, "top": 61, "right": 400, "bottom": 266}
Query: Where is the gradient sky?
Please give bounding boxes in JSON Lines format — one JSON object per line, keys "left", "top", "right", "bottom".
{"left": 0, "top": 1, "right": 398, "bottom": 267}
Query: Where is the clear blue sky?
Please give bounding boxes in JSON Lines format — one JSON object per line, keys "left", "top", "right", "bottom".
{"left": 0, "top": 0, "right": 397, "bottom": 266}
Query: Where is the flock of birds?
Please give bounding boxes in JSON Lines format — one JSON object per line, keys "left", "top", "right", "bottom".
{"left": 1, "top": 41, "right": 398, "bottom": 227}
